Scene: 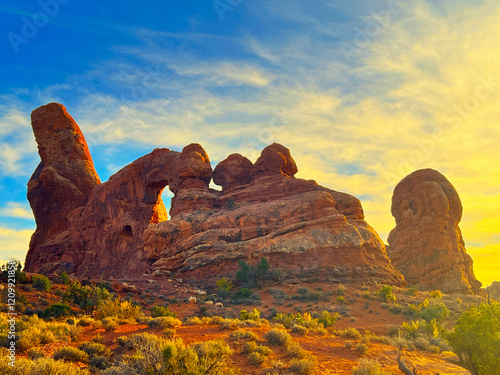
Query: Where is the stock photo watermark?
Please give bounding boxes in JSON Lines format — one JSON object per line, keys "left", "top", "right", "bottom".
{"left": 7, "top": 0, "right": 70, "bottom": 54}
{"left": 4, "top": 260, "right": 18, "bottom": 367}
{"left": 213, "top": 0, "right": 243, "bottom": 21}
{"left": 341, "top": 0, "right": 410, "bottom": 62}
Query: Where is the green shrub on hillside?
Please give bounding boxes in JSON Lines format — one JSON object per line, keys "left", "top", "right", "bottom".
{"left": 151, "top": 305, "right": 177, "bottom": 318}
{"left": 53, "top": 346, "right": 89, "bottom": 363}
{"left": 33, "top": 275, "right": 51, "bottom": 292}
{"left": 42, "top": 303, "right": 72, "bottom": 319}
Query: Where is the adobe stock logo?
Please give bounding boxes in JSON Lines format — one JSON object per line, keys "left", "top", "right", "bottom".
{"left": 7, "top": 0, "right": 70, "bottom": 54}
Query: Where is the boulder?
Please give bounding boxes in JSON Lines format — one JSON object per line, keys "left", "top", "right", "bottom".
{"left": 387, "top": 169, "right": 481, "bottom": 294}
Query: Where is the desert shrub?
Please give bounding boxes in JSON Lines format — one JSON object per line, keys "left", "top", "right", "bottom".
{"left": 240, "top": 308, "right": 261, "bottom": 321}
{"left": 337, "top": 296, "right": 346, "bottom": 304}
{"left": 117, "top": 336, "right": 129, "bottom": 347}
{"left": 0, "top": 356, "right": 90, "bottom": 374}
{"left": 357, "top": 342, "right": 369, "bottom": 354}
{"left": 337, "top": 284, "right": 346, "bottom": 296}
{"left": 54, "top": 346, "right": 89, "bottom": 363}
{"left": 352, "top": 358, "right": 389, "bottom": 375}
{"left": 163, "top": 328, "right": 176, "bottom": 339}
{"left": 248, "top": 352, "right": 266, "bottom": 365}
{"left": 147, "top": 316, "right": 183, "bottom": 328}
{"left": 291, "top": 324, "right": 309, "bottom": 336}
{"left": 64, "top": 281, "right": 112, "bottom": 314}
{"left": 229, "top": 330, "right": 258, "bottom": 342}
{"left": 77, "top": 316, "right": 94, "bottom": 326}
{"left": 338, "top": 327, "right": 362, "bottom": 340}
{"left": 216, "top": 277, "right": 233, "bottom": 298}
{"left": 243, "top": 341, "right": 258, "bottom": 354}
{"left": 406, "top": 285, "right": 418, "bottom": 296}
{"left": 232, "top": 288, "right": 254, "bottom": 300}
{"left": 90, "top": 355, "right": 111, "bottom": 370}
{"left": 97, "top": 298, "right": 143, "bottom": 320}
{"left": 78, "top": 341, "right": 111, "bottom": 358}
{"left": 32, "top": 274, "right": 51, "bottom": 292}
{"left": 5, "top": 315, "right": 82, "bottom": 349}
{"left": 42, "top": 303, "right": 72, "bottom": 319}
{"left": 189, "top": 339, "right": 236, "bottom": 374}
{"left": 28, "top": 347, "right": 45, "bottom": 359}
{"left": 318, "top": 310, "right": 340, "bottom": 328}
{"left": 376, "top": 285, "right": 396, "bottom": 302}
{"left": 102, "top": 317, "right": 119, "bottom": 331}
{"left": 151, "top": 305, "right": 176, "bottom": 318}
{"left": 448, "top": 302, "right": 500, "bottom": 375}
{"left": 257, "top": 345, "right": 273, "bottom": 356}
{"left": 389, "top": 303, "right": 404, "bottom": 315}
{"left": 285, "top": 341, "right": 306, "bottom": 359}
{"left": 429, "top": 290, "right": 443, "bottom": 299}
{"left": 236, "top": 258, "right": 270, "bottom": 287}
{"left": 264, "top": 329, "right": 292, "bottom": 346}
{"left": 289, "top": 357, "right": 316, "bottom": 375}
{"left": 59, "top": 272, "right": 70, "bottom": 285}
{"left": 419, "top": 299, "right": 450, "bottom": 323}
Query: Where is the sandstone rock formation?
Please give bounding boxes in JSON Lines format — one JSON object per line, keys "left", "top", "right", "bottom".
{"left": 25, "top": 103, "right": 404, "bottom": 286}
{"left": 387, "top": 169, "right": 481, "bottom": 294}
{"left": 487, "top": 281, "right": 500, "bottom": 301}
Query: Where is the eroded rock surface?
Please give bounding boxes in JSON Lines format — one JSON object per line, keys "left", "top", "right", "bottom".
{"left": 25, "top": 103, "right": 404, "bottom": 286}
{"left": 387, "top": 169, "right": 481, "bottom": 294}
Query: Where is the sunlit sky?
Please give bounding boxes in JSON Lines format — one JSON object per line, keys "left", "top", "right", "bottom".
{"left": 0, "top": 0, "right": 499, "bottom": 286}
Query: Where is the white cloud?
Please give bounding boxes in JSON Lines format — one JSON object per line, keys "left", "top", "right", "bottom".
{"left": 0, "top": 202, "right": 33, "bottom": 220}
{"left": 0, "top": 227, "right": 32, "bottom": 266}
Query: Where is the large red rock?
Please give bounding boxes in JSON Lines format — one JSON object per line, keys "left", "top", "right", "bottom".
{"left": 25, "top": 103, "right": 100, "bottom": 273}
{"left": 387, "top": 169, "right": 481, "bottom": 294}
{"left": 25, "top": 103, "right": 404, "bottom": 286}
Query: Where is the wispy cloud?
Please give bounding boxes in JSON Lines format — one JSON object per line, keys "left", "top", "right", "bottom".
{"left": 0, "top": 202, "right": 33, "bottom": 220}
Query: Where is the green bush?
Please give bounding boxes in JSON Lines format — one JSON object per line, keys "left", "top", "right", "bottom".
{"left": 33, "top": 274, "right": 51, "bottom": 292}
{"left": 53, "top": 346, "right": 89, "bottom": 363}
{"left": 318, "top": 311, "right": 340, "bottom": 328}
{"left": 232, "top": 288, "right": 254, "bottom": 300}
{"left": 59, "top": 272, "right": 70, "bottom": 285}
{"left": 151, "top": 305, "right": 177, "bottom": 318}
{"left": 337, "top": 296, "right": 346, "bottom": 304}
{"left": 42, "top": 303, "right": 72, "bottom": 319}
{"left": 64, "top": 281, "right": 112, "bottom": 314}
{"left": 376, "top": 285, "right": 396, "bottom": 302}
{"left": 448, "top": 302, "right": 500, "bottom": 375}
{"left": 264, "top": 329, "right": 292, "bottom": 346}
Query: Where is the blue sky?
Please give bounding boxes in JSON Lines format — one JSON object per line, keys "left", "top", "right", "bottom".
{"left": 1, "top": 0, "right": 499, "bottom": 284}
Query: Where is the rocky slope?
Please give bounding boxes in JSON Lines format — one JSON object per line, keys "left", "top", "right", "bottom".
{"left": 24, "top": 103, "right": 404, "bottom": 286}
{"left": 387, "top": 169, "right": 481, "bottom": 294}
